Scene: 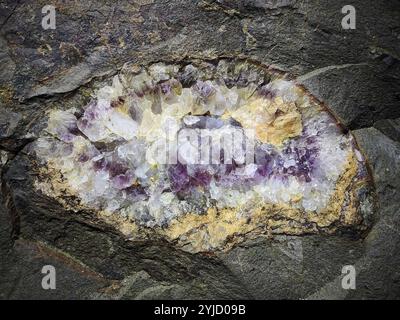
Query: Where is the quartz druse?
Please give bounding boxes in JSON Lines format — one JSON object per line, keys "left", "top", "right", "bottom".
{"left": 32, "top": 59, "right": 374, "bottom": 252}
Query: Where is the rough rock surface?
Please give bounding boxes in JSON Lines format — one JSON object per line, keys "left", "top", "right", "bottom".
{"left": 0, "top": 0, "right": 399, "bottom": 299}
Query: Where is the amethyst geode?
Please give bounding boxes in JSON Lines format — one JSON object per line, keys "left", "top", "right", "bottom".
{"left": 32, "top": 59, "right": 374, "bottom": 252}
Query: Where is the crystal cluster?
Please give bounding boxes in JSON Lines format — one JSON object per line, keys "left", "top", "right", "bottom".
{"left": 33, "top": 60, "right": 371, "bottom": 250}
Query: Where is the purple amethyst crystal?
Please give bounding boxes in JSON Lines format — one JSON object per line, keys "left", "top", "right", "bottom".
{"left": 112, "top": 172, "right": 134, "bottom": 190}
{"left": 93, "top": 157, "right": 108, "bottom": 171}
{"left": 191, "top": 169, "right": 212, "bottom": 187}
{"left": 168, "top": 163, "right": 191, "bottom": 193}
{"left": 108, "top": 162, "right": 128, "bottom": 177}
{"left": 78, "top": 153, "right": 90, "bottom": 163}
{"left": 258, "top": 85, "right": 276, "bottom": 100}
{"left": 160, "top": 82, "right": 172, "bottom": 95}
{"left": 193, "top": 80, "right": 215, "bottom": 99}
{"left": 125, "top": 185, "right": 147, "bottom": 198}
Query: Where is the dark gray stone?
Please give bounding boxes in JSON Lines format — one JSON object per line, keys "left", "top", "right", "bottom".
{"left": 349, "top": 128, "right": 400, "bottom": 299}
{"left": 218, "top": 235, "right": 365, "bottom": 299}
{"left": 298, "top": 63, "right": 400, "bottom": 130}
{"left": 0, "top": 36, "right": 15, "bottom": 85}
{"left": 0, "top": 111, "right": 22, "bottom": 138}
{"left": 0, "top": 240, "right": 110, "bottom": 300}
{"left": 374, "top": 118, "right": 400, "bottom": 143}
{"left": 1, "top": 0, "right": 400, "bottom": 300}
{"left": 353, "top": 128, "right": 400, "bottom": 204}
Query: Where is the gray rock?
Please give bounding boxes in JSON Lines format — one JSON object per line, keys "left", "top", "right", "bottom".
{"left": 374, "top": 118, "right": 400, "bottom": 143}
{"left": 353, "top": 128, "right": 400, "bottom": 204}
{"left": 298, "top": 63, "right": 400, "bottom": 129}
{"left": 0, "top": 111, "right": 22, "bottom": 138}
{"left": 0, "top": 240, "right": 110, "bottom": 300}
{"left": 0, "top": 36, "right": 16, "bottom": 85}
{"left": 1, "top": 0, "right": 400, "bottom": 300}
{"left": 219, "top": 235, "right": 365, "bottom": 299}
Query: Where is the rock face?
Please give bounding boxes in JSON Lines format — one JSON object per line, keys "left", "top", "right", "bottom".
{"left": 0, "top": 0, "right": 399, "bottom": 299}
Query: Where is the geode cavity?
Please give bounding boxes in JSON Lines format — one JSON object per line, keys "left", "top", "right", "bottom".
{"left": 32, "top": 59, "right": 375, "bottom": 253}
